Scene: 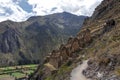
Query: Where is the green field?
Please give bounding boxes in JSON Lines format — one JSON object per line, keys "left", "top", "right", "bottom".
{"left": 0, "top": 64, "right": 38, "bottom": 79}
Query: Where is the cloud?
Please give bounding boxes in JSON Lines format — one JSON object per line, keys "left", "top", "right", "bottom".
{"left": 28, "top": 0, "right": 103, "bottom": 16}
{"left": 0, "top": 0, "right": 33, "bottom": 22}
{"left": 0, "top": 0, "right": 103, "bottom": 22}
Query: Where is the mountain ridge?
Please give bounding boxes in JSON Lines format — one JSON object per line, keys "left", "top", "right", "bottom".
{"left": 0, "top": 12, "right": 86, "bottom": 66}
{"left": 29, "top": 0, "right": 120, "bottom": 80}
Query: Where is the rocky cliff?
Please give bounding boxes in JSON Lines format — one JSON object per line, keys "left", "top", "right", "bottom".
{"left": 0, "top": 12, "right": 86, "bottom": 66}
{"left": 30, "top": 0, "right": 120, "bottom": 80}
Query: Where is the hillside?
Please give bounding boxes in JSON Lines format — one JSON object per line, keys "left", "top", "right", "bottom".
{"left": 0, "top": 12, "right": 86, "bottom": 66}
{"left": 30, "top": 0, "right": 120, "bottom": 80}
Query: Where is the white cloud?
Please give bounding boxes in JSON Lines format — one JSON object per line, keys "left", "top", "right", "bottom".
{"left": 0, "top": 0, "right": 33, "bottom": 22}
{"left": 28, "top": 0, "right": 61, "bottom": 15}
{"left": 0, "top": 8, "right": 5, "bottom": 14}
{"left": 28, "top": 0, "right": 103, "bottom": 16}
{"left": 0, "top": 0, "right": 103, "bottom": 22}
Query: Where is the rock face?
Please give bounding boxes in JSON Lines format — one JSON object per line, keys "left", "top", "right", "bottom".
{"left": 83, "top": 54, "right": 120, "bottom": 80}
{"left": 30, "top": 0, "right": 120, "bottom": 80}
{"left": 102, "top": 19, "right": 116, "bottom": 34}
{"left": 0, "top": 28, "right": 20, "bottom": 53}
{"left": 0, "top": 12, "right": 86, "bottom": 66}
{"left": 91, "top": 0, "right": 120, "bottom": 20}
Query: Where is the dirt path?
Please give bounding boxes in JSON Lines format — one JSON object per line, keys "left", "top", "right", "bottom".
{"left": 70, "top": 60, "right": 89, "bottom": 80}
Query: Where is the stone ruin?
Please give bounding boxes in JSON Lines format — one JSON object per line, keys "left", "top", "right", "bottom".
{"left": 43, "top": 28, "right": 92, "bottom": 75}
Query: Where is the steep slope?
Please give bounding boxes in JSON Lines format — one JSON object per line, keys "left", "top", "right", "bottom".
{"left": 0, "top": 12, "right": 86, "bottom": 66}
{"left": 30, "top": 0, "right": 120, "bottom": 80}
{"left": 81, "top": 0, "right": 120, "bottom": 79}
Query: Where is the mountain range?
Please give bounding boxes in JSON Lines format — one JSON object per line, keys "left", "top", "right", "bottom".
{"left": 0, "top": 12, "right": 86, "bottom": 66}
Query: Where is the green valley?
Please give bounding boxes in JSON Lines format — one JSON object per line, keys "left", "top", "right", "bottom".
{"left": 0, "top": 64, "right": 38, "bottom": 79}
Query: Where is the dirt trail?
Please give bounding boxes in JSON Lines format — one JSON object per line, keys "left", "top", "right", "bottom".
{"left": 70, "top": 60, "right": 90, "bottom": 80}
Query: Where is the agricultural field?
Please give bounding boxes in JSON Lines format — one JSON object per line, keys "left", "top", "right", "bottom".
{"left": 0, "top": 64, "right": 38, "bottom": 80}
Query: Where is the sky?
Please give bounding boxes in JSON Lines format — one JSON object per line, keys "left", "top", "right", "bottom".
{"left": 0, "top": 0, "right": 103, "bottom": 22}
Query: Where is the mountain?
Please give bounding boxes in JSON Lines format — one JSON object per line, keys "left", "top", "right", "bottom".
{"left": 0, "top": 12, "right": 86, "bottom": 66}
{"left": 29, "top": 0, "right": 120, "bottom": 80}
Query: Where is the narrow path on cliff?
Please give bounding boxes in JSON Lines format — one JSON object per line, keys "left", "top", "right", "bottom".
{"left": 70, "top": 60, "right": 90, "bottom": 80}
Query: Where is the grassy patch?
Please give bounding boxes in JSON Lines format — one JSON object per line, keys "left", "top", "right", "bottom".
{"left": 0, "top": 74, "right": 10, "bottom": 78}
{"left": 0, "top": 64, "right": 38, "bottom": 79}
{"left": 11, "top": 72, "right": 25, "bottom": 78}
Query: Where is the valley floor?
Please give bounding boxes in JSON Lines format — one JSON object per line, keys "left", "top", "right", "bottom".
{"left": 0, "top": 76, "right": 15, "bottom": 80}
{"left": 0, "top": 64, "right": 38, "bottom": 80}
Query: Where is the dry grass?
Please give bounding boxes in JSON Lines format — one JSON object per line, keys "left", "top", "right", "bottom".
{"left": 44, "top": 63, "right": 57, "bottom": 71}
